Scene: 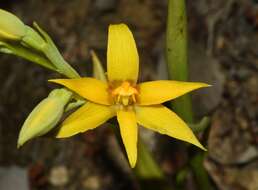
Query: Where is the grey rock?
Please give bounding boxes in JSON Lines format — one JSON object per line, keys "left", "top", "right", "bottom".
{"left": 189, "top": 43, "right": 225, "bottom": 117}
{"left": 0, "top": 166, "right": 29, "bottom": 190}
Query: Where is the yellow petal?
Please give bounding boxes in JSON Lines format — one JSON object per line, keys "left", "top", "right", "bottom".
{"left": 57, "top": 102, "right": 115, "bottom": 138}
{"left": 107, "top": 24, "right": 139, "bottom": 83}
{"left": 138, "top": 80, "right": 210, "bottom": 105}
{"left": 117, "top": 109, "right": 138, "bottom": 168}
{"left": 135, "top": 105, "right": 206, "bottom": 150}
{"left": 49, "top": 78, "right": 111, "bottom": 105}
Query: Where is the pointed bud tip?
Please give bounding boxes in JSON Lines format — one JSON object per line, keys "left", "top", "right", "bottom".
{"left": 16, "top": 89, "right": 70, "bottom": 147}
{"left": 130, "top": 161, "right": 137, "bottom": 168}
{"left": 17, "top": 137, "right": 24, "bottom": 149}
{"left": 128, "top": 156, "right": 137, "bottom": 168}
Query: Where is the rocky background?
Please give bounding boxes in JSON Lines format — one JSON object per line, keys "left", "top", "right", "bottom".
{"left": 0, "top": 0, "right": 257, "bottom": 190}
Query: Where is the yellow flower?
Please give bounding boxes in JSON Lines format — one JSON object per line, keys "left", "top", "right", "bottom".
{"left": 50, "top": 24, "right": 209, "bottom": 168}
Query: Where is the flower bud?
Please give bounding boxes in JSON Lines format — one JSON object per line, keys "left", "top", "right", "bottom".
{"left": 21, "top": 26, "right": 47, "bottom": 52}
{"left": 17, "top": 89, "right": 72, "bottom": 147}
{"left": 0, "top": 9, "right": 26, "bottom": 40}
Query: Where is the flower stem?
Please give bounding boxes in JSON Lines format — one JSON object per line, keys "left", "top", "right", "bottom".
{"left": 134, "top": 140, "right": 174, "bottom": 190}
{"left": 166, "top": 0, "right": 212, "bottom": 189}
{"left": 166, "top": 0, "right": 193, "bottom": 123}
{"left": 134, "top": 140, "right": 163, "bottom": 180}
{"left": 190, "top": 154, "right": 214, "bottom": 190}
{"left": 110, "top": 123, "right": 174, "bottom": 190}
{"left": 189, "top": 117, "right": 210, "bottom": 133}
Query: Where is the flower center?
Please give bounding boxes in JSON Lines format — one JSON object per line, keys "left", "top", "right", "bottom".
{"left": 110, "top": 81, "right": 139, "bottom": 106}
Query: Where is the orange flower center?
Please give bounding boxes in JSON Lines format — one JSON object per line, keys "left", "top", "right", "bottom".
{"left": 111, "top": 81, "right": 139, "bottom": 106}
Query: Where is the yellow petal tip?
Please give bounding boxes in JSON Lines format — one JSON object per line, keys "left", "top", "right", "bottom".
{"left": 204, "top": 83, "right": 212, "bottom": 87}
{"left": 55, "top": 133, "right": 63, "bottom": 138}
{"left": 199, "top": 145, "right": 207, "bottom": 151}
{"left": 55, "top": 126, "right": 75, "bottom": 138}
{"left": 48, "top": 79, "right": 63, "bottom": 83}
{"left": 193, "top": 141, "right": 207, "bottom": 151}
{"left": 197, "top": 83, "right": 212, "bottom": 88}
{"left": 129, "top": 159, "right": 137, "bottom": 168}
{"left": 56, "top": 132, "right": 71, "bottom": 139}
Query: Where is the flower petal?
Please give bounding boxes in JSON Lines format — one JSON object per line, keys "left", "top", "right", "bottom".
{"left": 138, "top": 80, "right": 210, "bottom": 105}
{"left": 117, "top": 109, "right": 138, "bottom": 168}
{"left": 135, "top": 105, "right": 206, "bottom": 150}
{"left": 107, "top": 24, "right": 139, "bottom": 83}
{"left": 49, "top": 78, "right": 111, "bottom": 105}
{"left": 57, "top": 102, "right": 115, "bottom": 138}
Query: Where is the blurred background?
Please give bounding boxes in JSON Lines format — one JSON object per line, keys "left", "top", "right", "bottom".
{"left": 0, "top": 0, "right": 257, "bottom": 190}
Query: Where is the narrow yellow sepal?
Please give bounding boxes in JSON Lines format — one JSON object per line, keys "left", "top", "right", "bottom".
{"left": 49, "top": 78, "right": 111, "bottom": 105}
{"left": 57, "top": 102, "right": 115, "bottom": 138}
{"left": 138, "top": 80, "right": 210, "bottom": 105}
{"left": 117, "top": 109, "right": 138, "bottom": 168}
{"left": 135, "top": 105, "right": 206, "bottom": 151}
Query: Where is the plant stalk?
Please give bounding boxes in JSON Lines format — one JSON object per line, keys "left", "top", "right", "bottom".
{"left": 166, "top": 0, "right": 193, "bottom": 123}
{"left": 166, "top": 0, "right": 212, "bottom": 189}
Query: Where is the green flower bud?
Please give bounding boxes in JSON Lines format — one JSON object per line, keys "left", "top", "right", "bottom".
{"left": 22, "top": 26, "right": 47, "bottom": 51}
{"left": 17, "top": 89, "right": 72, "bottom": 147}
{"left": 0, "top": 9, "right": 26, "bottom": 40}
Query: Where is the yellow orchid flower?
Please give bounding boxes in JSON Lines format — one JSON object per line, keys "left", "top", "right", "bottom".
{"left": 49, "top": 24, "right": 209, "bottom": 168}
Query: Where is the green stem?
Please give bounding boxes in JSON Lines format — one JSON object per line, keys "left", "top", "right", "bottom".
{"left": 134, "top": 140, "right": 163, "bottom": 179}
{"left": 110, "top": 123, "right": 173, "bottom": 190}
{"left": 34, "top": 23, "right": 80, "bottom": 79}
{"left": 166, "top": 0, "right": 193, "bottom": 122}
{"left": 0, "top": 41, "right": 56, "bottom": 71}
{"left": 22, "top": 23, "right": 80, "bottom": 78}
{"left": 190, "top": 154, "right": 213, "bottom": 190}
{"left": 189, "top": 117, "right": 210, "bottom": 133}
{"left": 166, "top": 0, "right": 212, "bottom": 189}
{"left": 134, "top": 140, "right": 173, "bottom": 190}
